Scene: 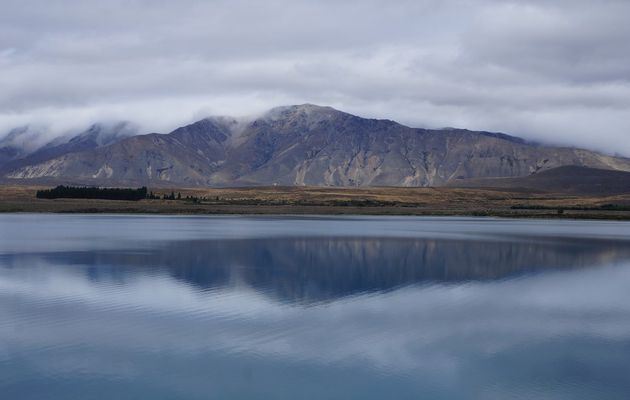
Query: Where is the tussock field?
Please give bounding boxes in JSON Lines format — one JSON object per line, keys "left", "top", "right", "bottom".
{"left": 1, "top": 185, "right": 630, "bottom": 220}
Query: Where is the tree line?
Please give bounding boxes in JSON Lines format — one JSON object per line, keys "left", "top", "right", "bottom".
{"left": 36, "top": 185, "right": 148, "bottom": 201}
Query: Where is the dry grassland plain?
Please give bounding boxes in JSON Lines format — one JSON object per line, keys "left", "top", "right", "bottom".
{"left": 1, "top": 185, "right": 630, "bottom": 220}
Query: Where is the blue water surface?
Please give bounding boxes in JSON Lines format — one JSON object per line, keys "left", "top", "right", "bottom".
{"left": 1, "top": 215, "right": 630, "bottom": 399}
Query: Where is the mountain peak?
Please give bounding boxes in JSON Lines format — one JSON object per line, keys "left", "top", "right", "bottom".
{"left": 265, "top": 104, "right": 341, "bottom": 119}
{"left": 270, "top": 103, "right": 334, "bottom": 112}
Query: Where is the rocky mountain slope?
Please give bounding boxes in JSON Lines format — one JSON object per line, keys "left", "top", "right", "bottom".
{"left": 3, "top": 104, "right": 630, "bottom": 187}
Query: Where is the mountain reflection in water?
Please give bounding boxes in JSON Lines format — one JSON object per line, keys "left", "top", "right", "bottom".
{"left": 2, "top": 235, "right": 630, "bottom": 303}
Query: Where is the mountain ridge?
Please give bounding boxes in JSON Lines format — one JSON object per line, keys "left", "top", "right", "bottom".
{"left": 2, "top": 104, "right": 630, "bottom": 187}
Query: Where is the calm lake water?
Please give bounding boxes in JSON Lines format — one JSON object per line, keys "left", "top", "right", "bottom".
{"left": 1, "top": 215, "right": 630, "bottom": 399}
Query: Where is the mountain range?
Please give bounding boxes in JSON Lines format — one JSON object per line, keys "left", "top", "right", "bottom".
{"left": 1, "top": 104, "right": 629, "bottom": 188}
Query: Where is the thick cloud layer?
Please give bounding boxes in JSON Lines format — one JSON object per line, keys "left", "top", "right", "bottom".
{"left": 1, "top": 0, "right": 629, "bottom": 154}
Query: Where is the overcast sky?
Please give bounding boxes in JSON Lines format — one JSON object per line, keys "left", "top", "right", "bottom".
{"left": 1, "top": 0, "right": 629, "bottom": 154}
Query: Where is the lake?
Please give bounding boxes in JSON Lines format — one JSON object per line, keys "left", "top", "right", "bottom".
{"left": 1, "top": 214, "right": 630, "bottom": 399}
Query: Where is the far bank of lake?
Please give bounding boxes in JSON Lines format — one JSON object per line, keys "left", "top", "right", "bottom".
{"left": 1, "top": 185, "right": 630, "bottom": 220}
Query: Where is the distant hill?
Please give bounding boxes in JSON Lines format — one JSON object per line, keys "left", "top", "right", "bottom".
{"left": 2, "top": 104, "right": 630, "bottom": 187}
{"left": 0, "top": 126, "right": 43, "bottom": 166}
{"left": 448, "top": 166, "right": 630, "bottom": 195}
{"left": 0, "top": 122, "right": 136, "bottom": 175}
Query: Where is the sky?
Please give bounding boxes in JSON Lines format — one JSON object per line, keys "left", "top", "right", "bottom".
{"left": 1, "top": 0, "right": 629, "bottom": 154}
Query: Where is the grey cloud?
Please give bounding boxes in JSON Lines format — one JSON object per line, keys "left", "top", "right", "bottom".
{"left": 0, "top": 0, "right": 629, "bottom": 154}
{"left": 461, "top": 2, "right": 630, "bottom": 84}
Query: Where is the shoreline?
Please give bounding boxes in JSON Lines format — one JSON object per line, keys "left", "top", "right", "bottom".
{"left": 2, "top": 202, "right": 630, "bottom": 221}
